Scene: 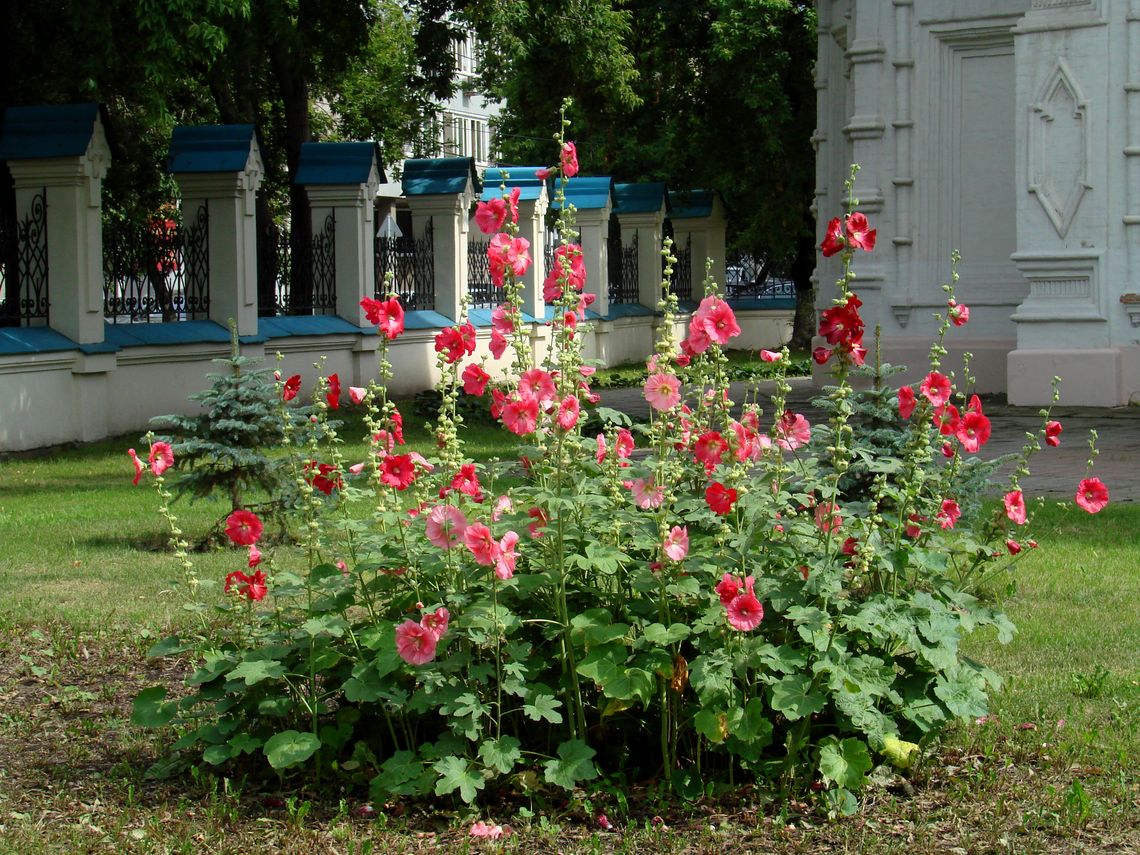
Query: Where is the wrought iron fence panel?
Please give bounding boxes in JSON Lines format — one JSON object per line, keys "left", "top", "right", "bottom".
{"left": 4, "top": 189, "right": 51, "bottom": 325}
{"left": 309, "top": 212, "right": 336, "bottom": 314}
{"left": 375, "top": 219, "right": 434, "bottom": 311}
{"left": 608, "top": 231, "right": 638, "bottom": 305}
{"left": 724, "top": 251, "right": 794, "bottom": 301}
{"left": 102, "top": 203, "right": 210, "bottom": 323}
{"left": 467, "top": 237, "right": 497, "bottom": 309}
{"left": 257, "top": 214, "right": 337, "bottom": 317}
{"left": 0, "top": 178, "right": 21, "bottom": 326}
{"left": 257, "top": 218, "right": 289, "bottom": 316}
{"left": 670, "top": 236, "right": 692, "bottom": 301}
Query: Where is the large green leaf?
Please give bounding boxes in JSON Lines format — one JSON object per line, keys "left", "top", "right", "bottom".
{"left": 523, "top": 693, "right": 563, "bottom": 724}
{"left": 543, "top": 739, "right": 598, "bottom": 790}
{"left": 132, "top": 686, "right": 176, "bottom": 728}
{"left": 642, "top": 622, "right": 690, "bottom": 646}
{"left": 371, "top": 751, "right": 433, "bottom": 798}
{"left": 479, "top": 736, "right": 522, "bottom": 774}
{"left": 228, "top": 659, "right": 286, "bottom": 686}
{"left": 433, "top": 755, "right": 484, "bottom": 803}
{"left": 818, "top": 736, "right": 872, "bottom": 790}
{"left": 263, "top": 730, "right": 321, "bottom": 770}
{"left": 769, "top": 674, "right": 825, "bottom": 721}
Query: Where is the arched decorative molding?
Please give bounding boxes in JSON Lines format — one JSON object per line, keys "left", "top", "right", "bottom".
{"left": 1027, "top": 57, "right": 1091, "bottom": 238}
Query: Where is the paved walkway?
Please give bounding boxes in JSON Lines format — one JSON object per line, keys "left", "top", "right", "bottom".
{"left": 599, "top": 377, "right": 1140, "bottom": 502}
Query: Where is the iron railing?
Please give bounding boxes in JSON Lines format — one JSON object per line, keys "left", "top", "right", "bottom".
{"left": 103, "top": 203, "right": 209, "bottom": 323}
{"left": 467, "top": 237, "right": 497, "bottom": 309}
{"left": 670, "top": 236, "right": 692, "bottom": 302}
{"left": 375, "top": 219, "right": 434, "bottom": 311}
{"left": 724, "top": 251, "right": 795, "bottom": 301}
{"left": 0, "top": 187, "right": 50, "bottom": 326}
{"left": 256, "top": 213, "right": 337, "bottom": 317}
{"left": 608, "top": 231, "right": 638, "bottom": 305}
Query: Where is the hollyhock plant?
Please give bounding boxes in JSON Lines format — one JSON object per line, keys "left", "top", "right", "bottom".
{"left": 663, "top": 526, "right": 689, "bottom": 561}
{"left": 379, "top": 454, "right": 418, "bottom": 491}
{"left": 462, "top": 363, "right": 491, "bottom": 396}
{"left": 705, "top": 482, "right": 738, "bottom": 515}
{"left": 282, "top": 374, "right": 302, "bottom": 401}
{"left": 919, "top": 371, "right": 952, "bottom": 408}
{"left": 1045, "top": 420, "right": 1063, "bottom": 447}
{"left": 325, "top": 374, "right": 341, "bottom": 410}
{"left": 775, "top": 412, "right": 811, "bottom": 451}
{"left": 474, "top": 197, "right": 507, "bottom": 235}
{"left": 820, "top": 217, "right": 845, "bottom": 257}
{"left": 225, "top": 569, "right": 267, "bottom": 602}
{"left": 395, "top": 620, "right": 438, "bottom": 665}
{"left": 361, "top": 296, "right": 405, "bottom": 339}
{"left": 149, "top": 441, "right": 174, "bottom": 476}
{"left": 1075, "top": 477, "right": 1109, "bottom": 514}
{"left": 948, "top": 299, "right": 970, "bottom": 327}
{"left": 225, "top": 509, "right": 263, "bottom": 546}
{"left": 426, "top": 505, "right": 468, "bottom": 549}
{"left": 898, "top": 385, "right": 916, "bottom": 419}
{"left": 937, "top": 499, "right": 961, "bottom": 530}
{"left": 643, "top": 372, "right": 682, "bottom": 411}
{"left": 956, "top": 407, "right": 991, "bottom": 454}
{"left": 844, "top": 212, "right": 877, "bottom": 252}
{"left": 1003, "top": 490, "right": 1028, "bottom": 525}
{"left": 435, "top": 324, "right": 477, "bottom": 364}
{"left": 560, "top": 141, "right": 579, "bottom": 177}
{"left": 556, "top": 395, "right": 580, "bottom": 431}
{"left": 420, "top": 607, "right": 450, "bottom": 641}
{"left": 349, "top": 386, "right": 367, "bottom": 405}
{"left": 128, "top": 448, "right": 145, "bottom": 485}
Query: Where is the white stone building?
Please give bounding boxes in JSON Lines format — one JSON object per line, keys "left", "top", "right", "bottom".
{"left": 814, "top": 0, "right": 1140, "bottom": 405}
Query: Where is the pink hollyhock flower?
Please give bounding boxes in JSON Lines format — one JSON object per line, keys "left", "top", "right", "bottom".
{"left": 898, "top": 386, "right": 916, "bottom": 419}
{"left": 1075, "top": 477, "right": 1109, "bottom": 514}
{"left": 705, "top": 482, "right": 738, "bottom": 515}
{"left": 448, "top": 463, "right": 484, "bottom": 503}
{"left": 726, "top": 591, "right": 764, "bottom": 631}
{"left": 225, "top": 509, "right": 263, "bottom": 546}
{"left": 395, "top": 620, "right": 438, "bottom": 665}
{"left": 435, "top": 323, "right": 477, "bottom": 364}
{"left": 663, "top": 525, "right": 689, "bottom": 562}
{"left": 957, "top": 409, "right": 991, "bottom": 454}
{"left": 149, "top": 441, "right": 174, "bottom": 476}
{"left": 325, "top": 373, "right": 341, "bottom": 410}
{"left": 556, "top": 394, "right": 580, "bottom": 430}
{"left": 695, "top": 295, "right": 741, "bottom": 345}
{"left": 595, "top": 433, "right": 607, "bottom": 463}
{"left": 508, "top": 187, "right": 521, "bottom": 223}
{"left": 615, "top": 428, "right": 635, "bottom": 460}
{"left": 644, "top": 372, "right": 681, "bottom": 411}
{"left": 282, "top": 374, "right": 302, "bottom": 401}
{"left": 475, "top": 197, "right": 507, "bottom": 235}
{"left": 128, "top": 448, "right": 145, "bottom": 485}
{"left": 1003, "top": 490, "right": 1028, "bottom": 525}
{"left": 814, "top": 502, "right": 842, "bottom": 533}
{"left": 380, "top": 454, "right": 417, "bottom": 490}
{"left": 420, "top": 607, "right": 450, "bottom": 641}
{"left": 464, "top": 523, "right": 501, "bottom": 566}
{"left": 348, "top": 386, "right": 367, "bottom": 405}
{"left": 937, "top": 499, "right": 961, "bottom": 530}
{"left": 1006, "top": 539, "right": 1022, "bottom": 555}
{"left": 812, "top": 346, "right": 832, "bottom": 365}
{"left": 844, "top": 212, "right": 876, "bottom": 252}
{"left": 535, "top": 167, "right": 552, "bottom": 181}
{"left": 489, "top": 233, "right": 532, "bottom": 283}
{"left": 225, "top": 569, "right": 268, "bottom": 602}
{"left": 247, "top": 544, "right": 261, "bottom": 567}
{"left": 730, "top": 420, "right": 759, "bottom": 463}
{"left": 462, "top": 363, "right": 491, "bottom": 396}
{"left": 692, "top": 431, "right": 728, "bottom": 470}
{"left": 502, "top": 394, "right": 539, "bottom": 436}
{"left": 489, "top": 330, "right": 508, "bottom": 360}
{"left": 495, "top": 530, "right": 520, "bottom": 579}
{"left": 948, "top": 299, "right": 970, "bottom": 327}
{"left": 684, "top": 319, "right": 712, "bottom": 355}
{"left": 491, "top": 494, "right": 513, "bottom": 522}
{"left": 426, "top": 504, "right": 468, "bottom": 549}
{"left": 905, "top": 513, "right": 923, "bottom": 539}
{"left": 820, "top": 217, "right": 845, "bottom": 257}
{"left": 775, "top": 412, "right": 811, "bottom": 451}
{"left": 561, "top": 141, "right": 579, "bottom": 178}
{"left": 919, "top": 372, "right": 952, "bottom": 407}
{"left": 759, "top": 349, "right": 782, "bottom": 362}
{"left": 1045, "top": 420, "right": 1063, "bottom": 447}
{"left": 519, "top": 368, "right": 557, "bottom": 405}
{"left": 629, "top": 478, "right": 665, "bottom": 509}
{"left": 715, "top": 573, "right": 742, "bottom": 605}
{"left": 361, "top": 296, "right": 405, "bottom": 339}
{"left": 491, "top": 304, "right": 514, "bottom": 335}
{"left": 470, "top": 821, "right": 511, "bottom": 840}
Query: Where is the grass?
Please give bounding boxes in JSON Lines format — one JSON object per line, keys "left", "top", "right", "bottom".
{"left": 0, "top": 435, "right": 1137, "bottom": 851}
{"left": 591, "top": 348, "right": 811, "bottom": 389}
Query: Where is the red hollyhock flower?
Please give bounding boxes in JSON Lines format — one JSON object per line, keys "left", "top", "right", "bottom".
{"left": 1006, "top": 539, "right": 1022, "bottom": 555}
{"left": 948, "top": 299, "right": 970, "bottom": 327}
{"left": 692, "top": 431, "right": 728, "bottom": 471}
{"left": 814, "top": 501, "right": 842, "bottom": 533}
{"left": 715, "top": 573, "right": 742, "bottom": 605}
{"left": 501, "top": 394, "right": 539, "bottom": 436}
{"left": 919, "top": 371, "right": 952, "bottom": 407}
{"left": 462, "top": 363, "right": 491, "bottom": 396}
{"left": 560, "top": 141, "right": 579, "bottom": 178}
{"left": 1003, "top": 490, "right": 1027, "bottom": 525}
{"left": 818, "top": 295, "right": 865, "bottom": 346}
{"left": 1045, "top": 420, "right": 1063, "bottom": 447}
{"left": 474, "top": 198, "right": 508, "bottom": 235}
{"left": 812, "top": 346, "right": 832, "bottom": 365}
{"left": 380, "top": 454, "right": 417, "bottom": 490}
{"left": 820, "top": 217, "right": 845, "bottom": 257}
{"left": 705, "top": 482, "right": 738, "bottom": 515}
{"left": 934, "top": 403, "right": 961, "bottom": 436}
{"left": 1075, "top": 477, "right": 1109, "bottom": 514}
{"left": 326, "top": 374, "right": 341, "bottom": 410}
{"left": 844, "top": 212, "right": 876, "bottom": 252}
{"left": 956, "top": 409, "right": 991, "bottom": 454}
{"left": 840, "top": 536, "right": 858, "bottom": 556}
{"left": 225, "top": 509, "right": 263, "bottom": 546}
{"left": 282, "top": 374, "right": 302, "bottom": 401}
{"left": 306, "top": 461, "right": 342, "bottom": 495}
{"left": 897, "top": 385, "right": 916, "bottom": 419}
{"left": 905, "top": 513, "right": 924, "bottom": 539}
{"left": 937, "top": 499, "right": 961, "bottom": 530}
{"left": 448, "top": 463, "right": 484, "bottom": 503}
{"left": 435, "top": 323, "right": 478, "bottom": 364}
{"left": 225, "top": 569, "right": 268, "bottom": 601}
{"left": 128, "top": 448, "right": 144, "bottom": 485}
{"left": 726, "top": 591, "right": 764, "bottom": 631}
{"left": 149, "top": 441, "right": 174, "bottom": 476}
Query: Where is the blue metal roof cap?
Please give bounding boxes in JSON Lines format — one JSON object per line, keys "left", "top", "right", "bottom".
{"left": 402, "top": 157, "right": 481, "bottom": 196}
{"left": 295, "top": 141, "right": 385, "bottom": 185}
{"left": 614, "top": 182, "right": 669, "bottom": 215}
{"left": 668, "top": 189, "right": 719, "bottom": 219}
{"left": 480, "top": 166, "right": 547, "bottom": 202}
{"left": 0, "top": 103, "right": 105, "bottom": 160}
{"left": 549, "top": 176, "right": 615, "bottom": 211}
{"left": 167, "top": 125, "right": 258, "bottom": 173}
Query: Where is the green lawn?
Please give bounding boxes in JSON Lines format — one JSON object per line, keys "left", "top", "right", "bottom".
{"left": 0, "top": 432, "right": 1136, "bottom": 853}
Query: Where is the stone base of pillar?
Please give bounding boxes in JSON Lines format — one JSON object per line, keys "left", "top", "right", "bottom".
{"left": 1008, "top": 348, "right": 1127, "bottom": 407}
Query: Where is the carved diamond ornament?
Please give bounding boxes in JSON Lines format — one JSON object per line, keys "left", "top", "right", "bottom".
{"left": 1027, "top": 58, "right": 1091, "bottom": 238}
